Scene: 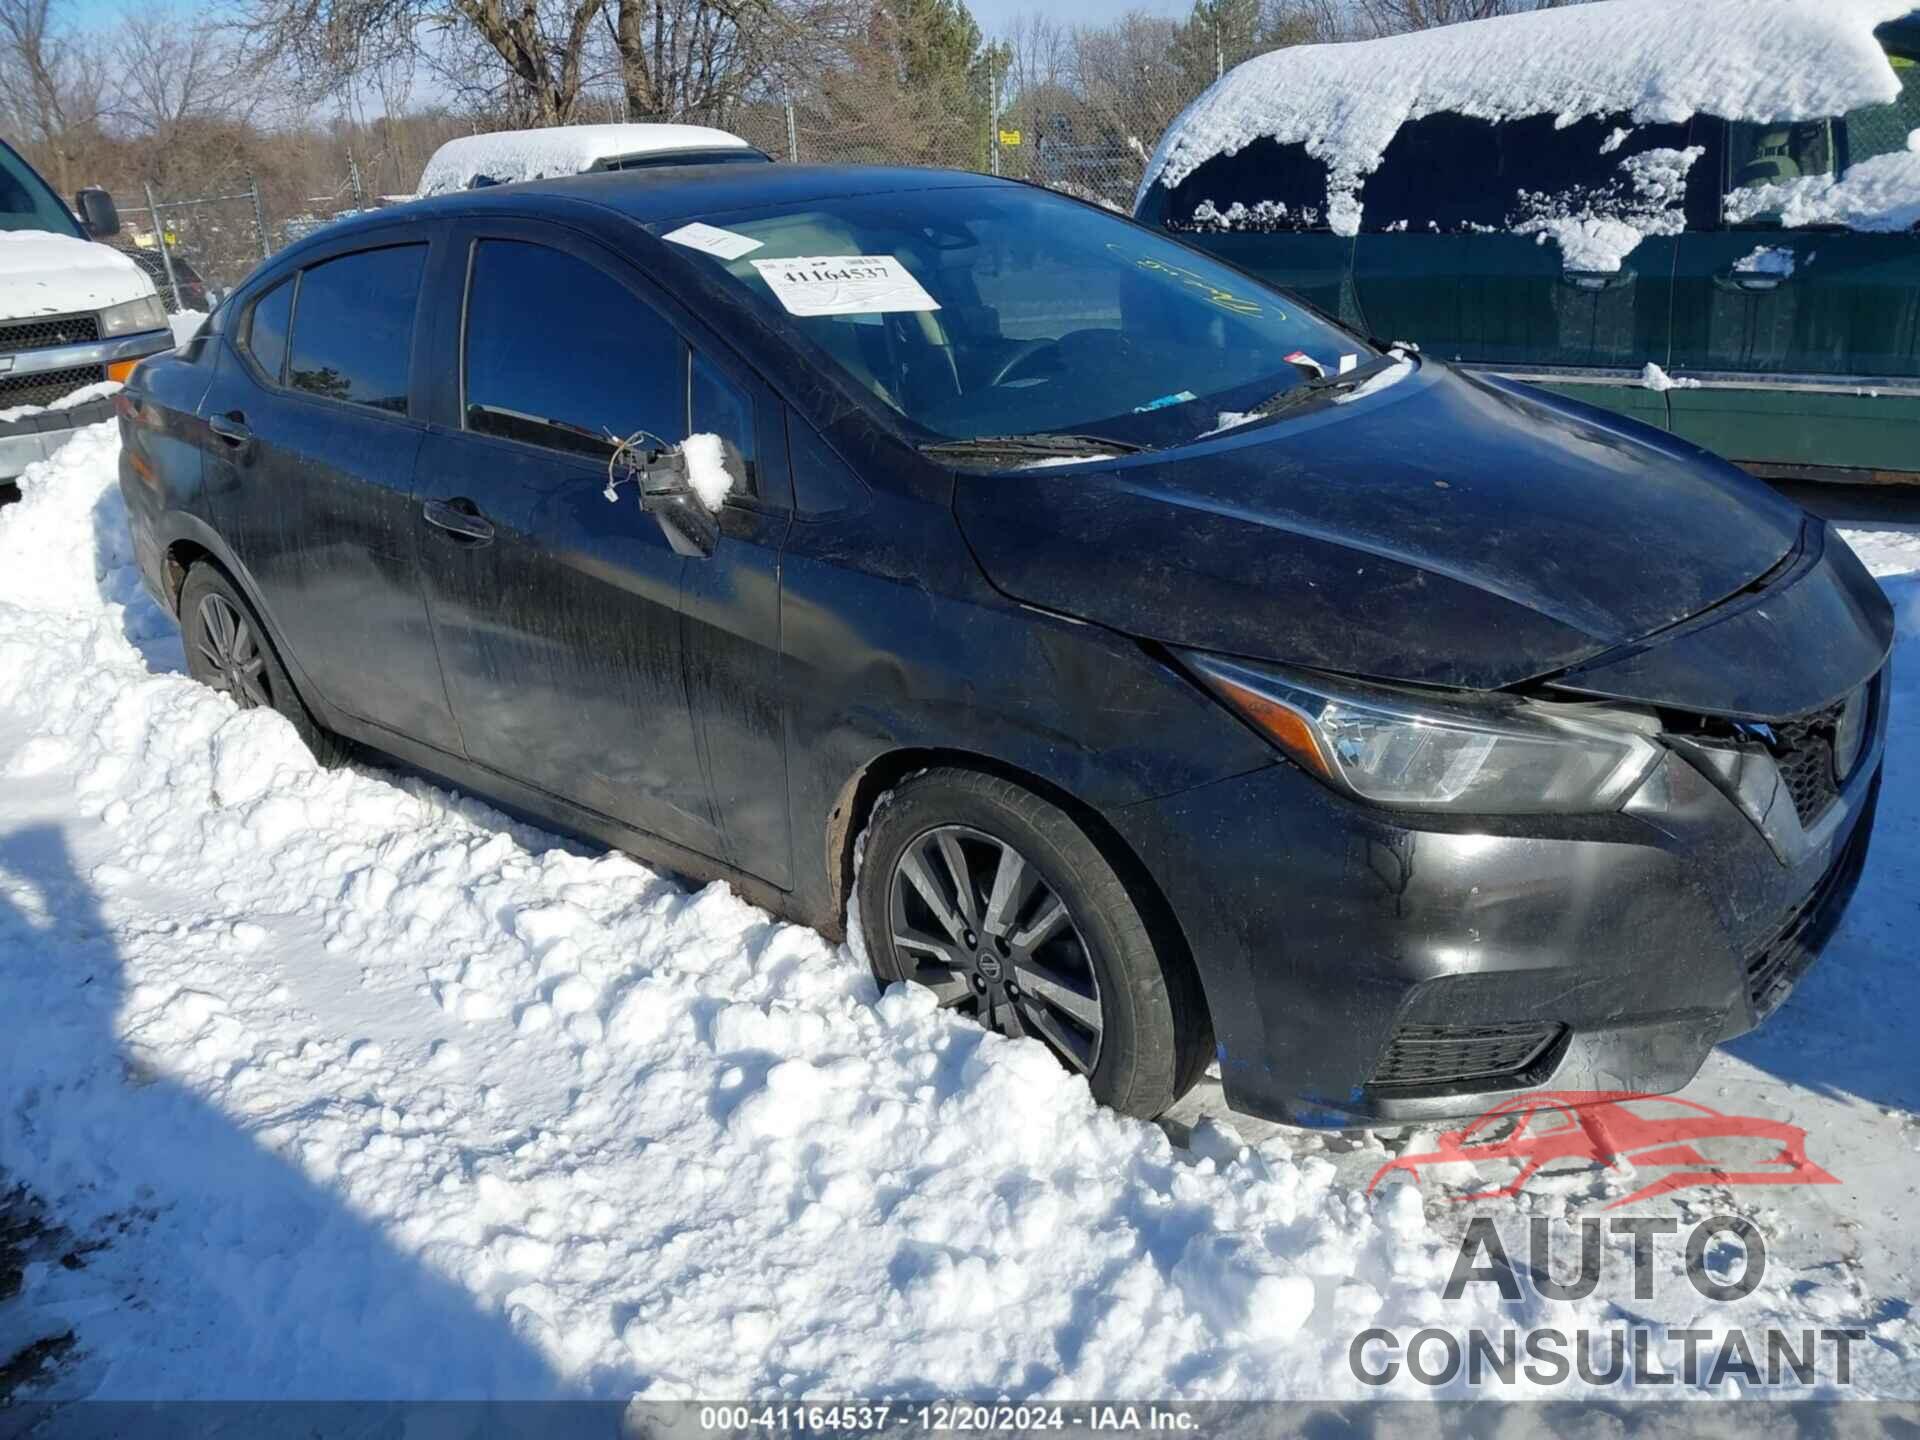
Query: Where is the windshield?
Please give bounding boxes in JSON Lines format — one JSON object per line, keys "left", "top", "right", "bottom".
{"left": 647, "top": 185, "right": 1371, "bottom": 447}
{"left": 0, "top": 140, "right": 82, "bottom": 238}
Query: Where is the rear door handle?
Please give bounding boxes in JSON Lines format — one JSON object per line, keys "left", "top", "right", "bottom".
{"left": 208, "top": 413, "right": 253, "bottom": 452}
{"left": 1560, "top": 268, "right": 1636, "bottom": 293}
{"left": 423, "top": 497, "right": 495, "bottom": 545}
{"left": 1713, "top": 270, "right": 1788, "bottom": 293}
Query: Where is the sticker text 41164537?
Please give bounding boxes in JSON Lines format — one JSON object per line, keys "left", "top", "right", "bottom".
{"left": 750, "top": 255, "right": 941, "bottom": 317}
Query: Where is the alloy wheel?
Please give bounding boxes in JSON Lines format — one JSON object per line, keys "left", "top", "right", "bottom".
{"left": 887, "top": 824, "right": 1104, "bottom": 1074}
{"left": 195, "top": 593, "right": 271, "bottom": 710}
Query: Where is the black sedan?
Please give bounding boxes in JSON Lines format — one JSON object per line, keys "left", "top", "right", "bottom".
{"left": 115, "top": 165, "right": 1893, "bottom": 1125}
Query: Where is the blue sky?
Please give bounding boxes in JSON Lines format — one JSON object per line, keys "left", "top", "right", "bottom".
{"left": 969, "top": 0, "right": 1190, "bottom": 36}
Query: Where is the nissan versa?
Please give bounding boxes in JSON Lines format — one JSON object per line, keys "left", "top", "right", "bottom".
{"left": 115, "top": 165, "right": 1893, "bottom": 1125}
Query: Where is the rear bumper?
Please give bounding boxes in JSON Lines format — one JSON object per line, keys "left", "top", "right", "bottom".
{"left": 1111, "top": 676, "right": 1889, "bottom": 1128}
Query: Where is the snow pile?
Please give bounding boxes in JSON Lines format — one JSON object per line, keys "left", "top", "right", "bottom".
{"left": 3, "top": 426, "right": 1918, "bottom": 1402}
{"left": 1641, "top": 363, "right": 1702, "bottom": 392}
{"left": 1727, "top": 147, "right": 1920, "bottom": 231}
{"left": 169, "top": 310, "right": 208, "bottom": 347}
{"left": 0, "top": 231, "right": 154, "bottom": 315}
{"left": 681, "top": 432, "right": 733, "bottom": 510}
{"left": 1140, "top": 0, "right": 1911, "bottom": 235}
{"left": 418, "top": 124, "right": 756, "bottom": 198}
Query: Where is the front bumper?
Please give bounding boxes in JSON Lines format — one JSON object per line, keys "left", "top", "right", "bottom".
{"left": 1112, "top": 673, "right": 1889, "bottom": 1128}
{"left": 1, "top": 326, "right": 173, "bottom": 482}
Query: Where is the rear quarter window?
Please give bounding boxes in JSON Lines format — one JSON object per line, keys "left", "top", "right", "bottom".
{"left": 241, "top": 279, "right": 293, "bottom": 385}
{"left": 1154, "top": 138, "right": 1332, "bottom": 232}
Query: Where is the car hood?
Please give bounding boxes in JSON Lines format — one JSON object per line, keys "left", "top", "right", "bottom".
{"left": 0, "top": 230, "right": 154, "bottom": 318}
{"left": 954, "top": 363, "right": 1834, "bottom": 706}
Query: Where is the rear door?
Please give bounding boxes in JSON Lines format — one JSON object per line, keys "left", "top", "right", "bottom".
{"left": 1667, "top": 42, "right": 1920, "bottom": 477}
{"left": 1351, "top": 111, "right": 1701, "bottom": 429}
{"left": 411, "top": 221, "right": 784, "bottom": 869}
{"left": 197, "top": 234, "right": 462, "bottom": 752}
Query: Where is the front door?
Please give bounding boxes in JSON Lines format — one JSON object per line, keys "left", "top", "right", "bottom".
{"left": 411, "top": 229, "right": 725, "bottom": 860}
{"left": 198, "top": 239, "right": 462, "bottom": 752}
{"left": 1668, "top": 80, "right": 1920, "bottom": 476}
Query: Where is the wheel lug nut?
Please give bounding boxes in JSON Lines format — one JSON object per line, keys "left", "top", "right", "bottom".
{"left": 964, "top": 931, "right": 977, "bottom": 948}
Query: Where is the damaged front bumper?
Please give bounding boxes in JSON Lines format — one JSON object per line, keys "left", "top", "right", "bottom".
{"left": 1111, "top": 523, "right": 1894, "bottom": 1129}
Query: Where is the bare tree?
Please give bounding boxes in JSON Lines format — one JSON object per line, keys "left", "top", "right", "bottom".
{"left": 0, "top": 0, "right": 104, "bottom": 193}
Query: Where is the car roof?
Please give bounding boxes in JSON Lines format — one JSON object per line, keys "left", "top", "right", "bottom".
{"left": 376, "top": 163, "right": 1019, "bottom": 231}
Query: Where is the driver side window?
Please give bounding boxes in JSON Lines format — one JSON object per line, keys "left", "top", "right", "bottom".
{"left": 462, "top": 238, "right": 681, "bottom": 461}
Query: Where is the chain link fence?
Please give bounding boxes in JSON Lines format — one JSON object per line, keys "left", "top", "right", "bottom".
{"left": 727, "top": 58, "right": 1209, "bottom": 213}
{"left": 126, "top": 58, "right": 1213, "bottom": 309}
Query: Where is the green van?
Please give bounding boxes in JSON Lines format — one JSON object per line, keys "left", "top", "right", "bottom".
{"left": 1136, "top": 7, "right": 1920, "bottom": 484}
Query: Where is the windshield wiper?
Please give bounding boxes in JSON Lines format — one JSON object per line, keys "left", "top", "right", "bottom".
{"left": 919, "top": 432, "right": 1146, "bottom": 463}
{"left": 1246, "top": 353, "right": 1409, "bottom": 422}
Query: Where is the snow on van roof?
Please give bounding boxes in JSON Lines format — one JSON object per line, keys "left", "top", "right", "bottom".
{"left": 417, "top": 123, "right": 756, "bottom": 198}
{"left": 1139, "top": 0, "right": 1913, "bottom": 225}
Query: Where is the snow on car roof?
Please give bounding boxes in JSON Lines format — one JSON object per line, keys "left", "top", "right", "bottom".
{"left": 1139, "top": 0, "right": 1914, "bottom": 217}
{"left": 417, "top": 123, "right": 758, "bottom": 198}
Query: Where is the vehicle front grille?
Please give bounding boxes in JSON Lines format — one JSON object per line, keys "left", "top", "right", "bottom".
{"left": 0, "top": 312, "right": 99, "bottom": 354}
{"left": 1766, "top": 701, "right": 1845, "bottom": 827}
{"left": 1369, "top": 1021, "right": 1566, "bottom": 1092}
{"left": 0, "top": 365, "right": 107, "bottom": 411}
{"left": 1745, "top": 789, "right": 1875, "bottom": 1017}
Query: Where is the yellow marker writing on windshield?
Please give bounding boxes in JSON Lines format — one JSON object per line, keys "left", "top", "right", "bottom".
{"left": 1112, "top": 245, "right": 1270, "bottom": 318}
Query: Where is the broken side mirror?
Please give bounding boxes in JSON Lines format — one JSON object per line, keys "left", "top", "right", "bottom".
{"left": 637, "top": 448, "right": 720, "bottom": 559}
{"left": 75, "top": 187, "right": 120, "bottom": 239}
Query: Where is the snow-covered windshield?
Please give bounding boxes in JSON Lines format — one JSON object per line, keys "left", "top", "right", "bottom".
{"left": 0, "top": 140, "right": 82, "bottom": 238}
{"left": 648, "top": 186, "right": 1371, "bottom": 447}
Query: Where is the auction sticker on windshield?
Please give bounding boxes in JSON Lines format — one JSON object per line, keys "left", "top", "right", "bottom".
{"left": 662, "top": 222, "right": 764, "bottom": 260}
{"left": 751, "top": 255, "right": 941, "bottom": 317}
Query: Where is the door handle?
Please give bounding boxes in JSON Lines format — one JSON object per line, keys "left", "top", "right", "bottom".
{"left": 422, "top": 497, "right": 495, "bottom": 545}
{"left": 1559, "top": 269, "right": 1636, "bottom": 293}
{"left": 1713, "top": 270, "right": 1789, "bottom": 293}
{"left": 208, "top": 412, "right": 253, "bottom": 453}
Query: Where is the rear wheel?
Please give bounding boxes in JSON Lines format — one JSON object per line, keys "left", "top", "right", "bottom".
{"left": 856, "top": 768, "right": 1206, "bottom": 1119}
{"left": 179, "top": 563, "right": 347, "bottom": 767}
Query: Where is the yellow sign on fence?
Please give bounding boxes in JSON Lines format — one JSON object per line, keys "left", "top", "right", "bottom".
{"left": 998, "top": 130, "right": 1022, "bottom": 147}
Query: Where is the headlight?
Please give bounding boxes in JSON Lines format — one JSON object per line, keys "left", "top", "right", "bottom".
{"left": 1183, "top": 653, "right": 1663, "bottom": 814}
{"left": 99, "top": 295, "right": 169, "bottom": 337}
{"left": 1832, "top": 680, "right": 1871, "bottom": 783}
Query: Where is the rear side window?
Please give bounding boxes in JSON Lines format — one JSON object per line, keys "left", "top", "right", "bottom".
{"left": 286, "top": 245, "right": 425, "bottom": 414}
{"left": 463, "top": 239, "right": 681, "bottom": 459}
{"left": 243, "top": 279, "right": 293, "bottom": 384}
{"left": 1360, "top": 113, "right": 1702, "bottom": 234}
{"left": 1156, "top": 138, "right": 1332, "bottom": 232}
{"left": 1847, "top": 52, "right": 1919, "bottom": 164}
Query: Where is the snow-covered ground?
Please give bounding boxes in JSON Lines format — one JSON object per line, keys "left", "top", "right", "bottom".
{"left": 1, "top": 425, "right": 1917, "bottom": 1405}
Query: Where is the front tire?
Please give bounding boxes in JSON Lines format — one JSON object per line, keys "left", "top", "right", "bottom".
{"left": 179, "top": 563, "right": 347, "bottom": 767}
{"left": 856, "top": 767, "right": 1205, "bottom": 1119}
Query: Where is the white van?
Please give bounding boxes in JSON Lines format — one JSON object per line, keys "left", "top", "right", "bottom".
{"left": 415, "top": 123, "right": 770, "bottom": 198}
{"left": 1, "top": 138, "right": 173, "bottom": 485}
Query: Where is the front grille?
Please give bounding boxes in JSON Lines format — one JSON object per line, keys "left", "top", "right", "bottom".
{"left": 0, "top": 365, "right": 106, "bottom": 411}
{"left": 1766, "top": 701, "right": 1845, "bottom": 827}
{"left": 0, "top": 311, "right": 99, "bottom": 354}
{"left": 1370, "top": 1021, "right": 1566, "bottom": 1092}
{"left": 1745, "top": 789, "right": 1875, "bottom": 1017}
